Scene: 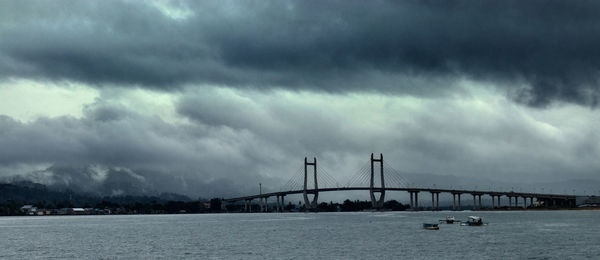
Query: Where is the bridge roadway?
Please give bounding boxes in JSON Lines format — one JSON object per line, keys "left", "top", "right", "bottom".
{"left": 223, "top": 187, "right": 576, "bottom": 211}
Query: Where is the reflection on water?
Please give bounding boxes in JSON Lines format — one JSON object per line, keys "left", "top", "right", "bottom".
{"left": 0, "top": 211, "right": 599, "bottom": 259}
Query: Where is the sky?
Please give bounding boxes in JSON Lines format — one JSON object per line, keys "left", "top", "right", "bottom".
{"left": 1, "top": 0, "right": 600, "bottom": 199}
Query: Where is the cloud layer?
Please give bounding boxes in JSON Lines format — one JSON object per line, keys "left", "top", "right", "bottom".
{"left": 2, "top": 1, "right": 600, "bottom": 106}
{"left": 1, "top": 85, "right": 599, "bottom": 197}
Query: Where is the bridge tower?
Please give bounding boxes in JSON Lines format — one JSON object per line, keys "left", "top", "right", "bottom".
{"left": 303, "top": 157, "right": 318, "bottom": 209}
{"left": 370, "top": 153, "right": 385, "bottom": 209}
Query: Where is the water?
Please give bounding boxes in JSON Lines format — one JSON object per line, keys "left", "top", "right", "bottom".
{"left": 1, "top": 210, "right": 599, "bottom": 259}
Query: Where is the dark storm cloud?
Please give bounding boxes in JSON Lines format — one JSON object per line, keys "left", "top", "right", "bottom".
{"left": 2, "top": 1, "right": 600, "bottom": 106}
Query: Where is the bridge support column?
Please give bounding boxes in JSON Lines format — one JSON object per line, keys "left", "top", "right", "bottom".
{"left": 491, "top": 195, "right": 495, "bottom": 209}
{"left": 263, "top": 197, "right": 268, "bottom": 212}
{"left": 473, "top": 194, "right": 476, "bottom": 210}
{"left": 508, "top": 196, "right": 512, "bottom": 207}
{"left": 458, "top": 194, "right": 462, "bottom": 210}
{"left": 415, "top": 192, "right": 419, "bottom": 210}
{"left": 431, "top": 192, "right": 435, "bottom": 211}
{"left": 436, "top": 193, "right": 440, "bottom": 210}
{"left": 248, "top": 199, "right": 252, "bottom": 213}
{"left": 531, "top": 197, "right": 534, "bottom": 207}
{"left": 369, "top": 153, "right": 385, "bottom": 209}
{"left": 452, "top": 193, "right": 456, "bottom": 211}
{"left": 523, "top": 197, "right": 527, "bottom": 209}
{"left": 303, "top": 157, "right": 318, "bottom": 210}
{"left": 478, "top": 195, "right": 482, "bottom": 210}
{"left": 409, "top": 192, "right": 414, "bottom": 209}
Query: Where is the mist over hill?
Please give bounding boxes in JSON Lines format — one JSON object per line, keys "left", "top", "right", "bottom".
{"left": 0, "top": 181, "right": 193, "bottom": 206}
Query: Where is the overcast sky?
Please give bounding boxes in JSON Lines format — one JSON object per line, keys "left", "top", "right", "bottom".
{"left": 1, "top": 0, "right": 600, "bottom": 198}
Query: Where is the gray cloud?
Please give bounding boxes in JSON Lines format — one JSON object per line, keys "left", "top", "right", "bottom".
{"left": 0, "top": 101, "right": 282, "bottom": 198}
{"left": 2, "top": 1, "right": 600, "bottom": 106}
{"left": 1, "top": 86, "right": 599, "bottom": 197}
{"left": 176, "top": 87, "right": 600, "bottom": 184}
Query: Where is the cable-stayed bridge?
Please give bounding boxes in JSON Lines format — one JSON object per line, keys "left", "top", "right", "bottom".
{"left": 223, "top": 154, "right": 576, "bottom": 212}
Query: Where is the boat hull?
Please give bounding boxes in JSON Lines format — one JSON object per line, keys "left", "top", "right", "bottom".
{"left": 423, "top": 223, "right": 439, "bottom": 230}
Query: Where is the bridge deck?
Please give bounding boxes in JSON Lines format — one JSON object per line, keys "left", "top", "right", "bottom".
{"left": 223, "top": 187, "right": 575, "bottom": 202}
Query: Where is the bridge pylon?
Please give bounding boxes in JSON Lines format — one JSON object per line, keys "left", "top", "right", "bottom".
{"left": 303, "top": 157, "right": 318, "bottom": 209}
{"left": 370, "top": 153, "right": 385, "bottom": 209}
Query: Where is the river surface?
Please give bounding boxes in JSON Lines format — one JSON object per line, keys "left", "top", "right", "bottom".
{"left": 0, "top": 210, "right": 598, "bottom": 259}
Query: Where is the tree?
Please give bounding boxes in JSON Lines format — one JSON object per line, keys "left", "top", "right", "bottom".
{"left": 210, "top": 198, "right": 222, "bottom": 212}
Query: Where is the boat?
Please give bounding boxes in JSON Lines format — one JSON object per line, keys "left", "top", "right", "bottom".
{"left": 460, "top": 216, "right": 486, "bottom": 226}
{"left": 439, "top": 216, "right": 457, "bottom": 224}
{"left": 423, "top": 223, "right": 440, "bottom": 230}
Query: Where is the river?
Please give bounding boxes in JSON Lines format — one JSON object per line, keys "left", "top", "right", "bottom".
{"left": 1, "top": 210, "right": 598, "bottom": 259}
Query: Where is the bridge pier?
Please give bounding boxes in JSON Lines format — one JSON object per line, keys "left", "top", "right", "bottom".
{"left": 431, "top": 192, "right": 434, "bottom": 211}
{"left": 408, "top": 191, "right": 419, "bottom": 210}
{"left": 472, "top": 194, "right": 476, "bottom": 210}
{"left": 415, "top": 192, "right": 419, "bottom": 210}
{"left": 508, "top": 196, "right": 512, "bottom": 207}
{"left": 452, "top": 193, "right": 456, "bottom": 211}
{"left": 491, "top": 195, "right": 495, "bottom": 208}
{"left": 409, "top": 191, "right": 419, "bottom": 210}
{"left": 530, "top": 197, "right": 534, "bottom": 207}
{"left": 274, "top": 195, "right": 285, "bottom": 212}
{"left": 523, "top": 197, "right": 527, "bottom": 209}
{"left": 452, "top": 192, "right": 462, "bottom": 211}
{"left": 263, "top": 197, "right": 268, "bottom": 212}
{"left": 428, "top": 192, "right": 440, "bottom": 210}
{"left": 478, "top": 195, "right": 482, "bottom": 209}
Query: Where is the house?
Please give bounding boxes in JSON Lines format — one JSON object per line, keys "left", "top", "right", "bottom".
{"left": 71, "top": 208, "right": 86, "bottom": 215}
{"left": 20, "top": 205, "right": 37, "bottom": 215}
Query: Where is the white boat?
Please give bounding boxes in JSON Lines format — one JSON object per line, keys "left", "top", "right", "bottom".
{"left": 439, "top": 216, "right": 457, "bottom": 224}
{"left": 460, "top": 216, "right": 486, "bottom": 226}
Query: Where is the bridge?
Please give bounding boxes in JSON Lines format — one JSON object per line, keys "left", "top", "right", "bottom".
{"left": 223, "top": 154, "right": 576, "bottom": 212}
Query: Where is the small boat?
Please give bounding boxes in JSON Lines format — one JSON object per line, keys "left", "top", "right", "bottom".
{"left": 423, "top": 223, "right": 440, "bottom": 230}
{"left": 439, "top": 216, "right": 457, "bottom": 224}
{"left": 460, "top": 216, "right": 486, "bottom": 226}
